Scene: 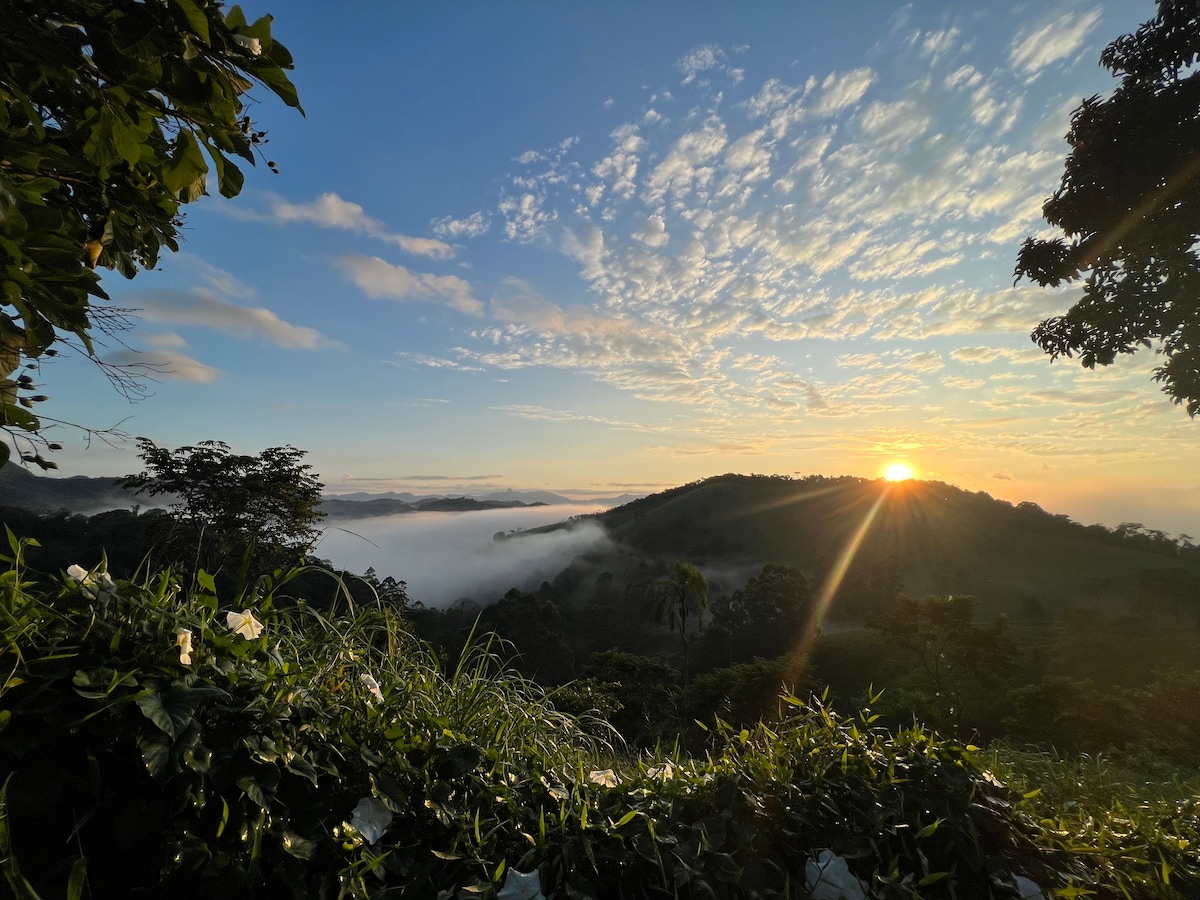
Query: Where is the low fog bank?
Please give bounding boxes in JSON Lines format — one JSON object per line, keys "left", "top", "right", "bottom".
{"left": 315, "top": 505, "right": 611, "bottom": 607}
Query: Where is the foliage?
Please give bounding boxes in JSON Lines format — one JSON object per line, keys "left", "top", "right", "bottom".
{"left": 477, "top": 588, "right": 576, "bottom": 685}
{"left": 1, "top": 541, "right": 1196, "bottom": 898}
{"left": 1015, "top": 0, "right": 1200, "bottom": 412}
{"left": 651, "top": 560, "right": 708, "bottom": 684}
{"left": 702, "top": 564, "right": 813, "bottom": 666}
{"left": 562, "top": 649, "right": 681, "bottom": 747}
{"left": 1135, "top": 566, "right": 1200, "bottom": 624}
{"left": 122, "top": 438, "right": 324, "bottom": 586}
{"left": 986, "top": 747, "right": 1200, "bottom": 900}
{"left": 681, "top": 655, "right": 810, "bottom": 733}
{"left": 0, "top": 0, "right": 301, "bottom": 459}
{"left": 868, "top": 595, "right": 1017, "bottom": 732}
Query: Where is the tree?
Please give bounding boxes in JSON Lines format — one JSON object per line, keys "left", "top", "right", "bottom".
{"left": 1015, "top": 0, "right": 1200, "bottom": 412}
{"left": 652, "top": 560, "right": 708, "bottom": 684}
{"left": 122, "top": 438, "right": 323, "bottom": 585}
{"left": 0, "top": 0, "right": 302, "bottom": 465}
{"left": 868, "top": 594, "right": 1016, "bottom": 732}
{"left": 704, "top": 564, "right": 813, "bottom": 666}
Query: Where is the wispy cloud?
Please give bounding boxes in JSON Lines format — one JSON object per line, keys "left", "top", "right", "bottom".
{"left": 336, "top": 254, "right": 484, "bottom": 315}
{"left": 104, "top": 332, "right": 220, "bottom": 383}
{"left": 490, "top": 404, "right": 664, "bottom": 431}
{"left": 131, "top": 288, "right": 333, "bottom": 349}
{"left": 1009, "top": 8, "right": 1102, "bottom": 78}
{"left": 242, "top": 192, "right": 454, "bottom": 259}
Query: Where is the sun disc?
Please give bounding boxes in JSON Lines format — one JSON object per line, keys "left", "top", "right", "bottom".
{"left": 884, "top": 463, "right": 914, "bottom": 482}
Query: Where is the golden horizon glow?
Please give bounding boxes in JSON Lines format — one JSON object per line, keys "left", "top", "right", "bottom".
{"left": 884, "top": 463, "right": 915, "bottom": 482}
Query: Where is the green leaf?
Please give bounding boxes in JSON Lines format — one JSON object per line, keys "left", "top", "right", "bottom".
{"left": 1, "top": 402, "right": 41, "bottom": 433}
{"left": 138, "top": 732, "right": 171, "bottom": 781}
{"left": 66, "top": 856, "right": 87, "bottom": 900}
{"left": 197, "top": 570, "right": 216, "bottom": 592}
{"left": 237, "top": 775, "right": 268, "bottom": 810}
{"left": 171, "top": 0, "right": 211, "bottom": 45}
{"left": 163, "top": 131, "right": 208, "bottom": 196}
{"left": 613, "top": 810, "right": 639, "bottom": 828}
{"left": 136, "top": 693, "right": 178, "bottom": 738}
{"left": 281, "top": 831, "right": 317, "bottom": 861}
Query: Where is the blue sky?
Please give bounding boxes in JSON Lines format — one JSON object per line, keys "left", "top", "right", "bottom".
{"left": 29, "top": 0, "right": 1200, "bottom": 536}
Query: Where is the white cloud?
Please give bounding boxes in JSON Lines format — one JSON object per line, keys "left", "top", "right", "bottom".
{"left": 104, "top": 340, "right": 220, "bottom": 383}
{"left": 267, "top": 192, "right": 454, "bottom": 259}
{"left": 1009, "top": 9, "right": 1102, "bottom": 77}
{"left": 632, "top": 214, "right": 670, "bottom": 247}
{"left": 677, "top": 44, "right": 727, "bottom": 85}
{"left": 498, "top": 191, "right": 558, "bottom": 242}
{"left": 336, "top": 254, "right": 484, "bottom": 315}
{"left": 133, "top": 288, "right": 332, "bottom": 349}
{"left": 431, "top": 211, "right": 491, "bottom": 239}
{"left": 813, "top": 67, "right": 874, "bottom": 116}
{"left": 643, "top": 117, "right": 728, "bottom": 205}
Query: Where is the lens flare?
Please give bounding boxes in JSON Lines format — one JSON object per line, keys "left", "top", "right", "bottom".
{"left": 884, "top": 463, "right": 914, "bottom": 482}
{"left": 793, "top": 486, "right": 890, "bottom": 661}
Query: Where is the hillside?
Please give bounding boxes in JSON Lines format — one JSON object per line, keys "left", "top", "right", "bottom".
{"left": 576, "top": 474, "right": 1199, "bottom": 616}
{"left": 0, "top": 463, "right": 136, "bottom": 511}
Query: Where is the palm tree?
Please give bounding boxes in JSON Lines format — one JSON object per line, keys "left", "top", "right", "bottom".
{"left": 653, "top": 561, "right": 708, "bottom": 684}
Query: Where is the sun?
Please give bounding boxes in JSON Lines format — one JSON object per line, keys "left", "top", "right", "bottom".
{"left": 884, "top": 463, "right": 915, "bottom": 482}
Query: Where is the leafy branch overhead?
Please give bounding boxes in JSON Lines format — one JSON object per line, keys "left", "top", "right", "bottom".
{"left": 0, "top": 0, "right": 302, "bottom": 463}
{"left": 1015, "top": 0, "right": 1200, "bottom": 412}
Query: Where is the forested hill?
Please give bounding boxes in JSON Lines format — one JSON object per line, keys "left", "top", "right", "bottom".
{"left": 0, "top": 463, "right": 134, "bottom": 511}
{"left": 580, "top": 474, "right": 1200, "bottom": 613}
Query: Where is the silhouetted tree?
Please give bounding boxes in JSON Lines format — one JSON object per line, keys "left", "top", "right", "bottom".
{"left": 122, "top": 439, "right": 323, "bottom": 586}
{"left": 703, "top": 564, "right": 812, "bottom": 666}
{"left": 652, "top": 561, "right": 708, "bottom": 684}
{"left": 1016, "top": 0, "right": 1200, "bottom": 412}
{"left": 869, "top": 595, "right": 1016, "bottom": 731}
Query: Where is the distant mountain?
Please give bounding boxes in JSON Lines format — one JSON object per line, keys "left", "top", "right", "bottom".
{"left": 0, "top": 470, "right": 642, "bottom": 517}
{"left": 327, "top": 489, "right": 645, "bottom": 508}
{"left": 535, "top": 474, "right": 1200, "bottom": 618}
{"left": 480, "top": 489, "right": 575, "bottom": 505}
{"left": 324, "top": 491, "right": 440, "bottom": 503}
{"left": 319, "top": 496, "right": 546, "bottom": 519}
{"left": 0, "top": 465, "right": 138, "bottom": 512}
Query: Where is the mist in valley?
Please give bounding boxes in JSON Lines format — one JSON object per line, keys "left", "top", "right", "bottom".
{"left": 315, "top": 505, "right": 612, "bottom": 607}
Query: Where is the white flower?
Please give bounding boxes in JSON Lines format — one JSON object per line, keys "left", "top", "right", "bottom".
{"left": 350, "top": 796, "right": 392, "bottom": 844}
{"left": 588, "top": 768, "right": 619, "bottom": 788}
{"left": 66, "top": 564, "right": 116, "bottom": 599}
{"left": 231, "top": 33, "right": 262, "bottom": 56}
{"left": 360, "top": 673, "right": 385, "bottom": 704}
{"left": 225, "top": 608, "right": 264, "bottom": 640}
{"left": 497, "top": 868, "right": 545, "bottom": 900}
{"left": 646, "top": 762, "right": 675, "bottom": 780}
{"left": 1014, "top": 876, "right": 1045, "bottom": 900}
{"left": 805, "top": 850, "right": 867, "bottom": 900}
{"left": 174, "top": 628, "right": 194, "bottom": 666}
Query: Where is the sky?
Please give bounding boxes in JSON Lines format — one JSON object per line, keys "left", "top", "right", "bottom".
{"left": 21, "top": 0, "right": 1200, "bottom": 537}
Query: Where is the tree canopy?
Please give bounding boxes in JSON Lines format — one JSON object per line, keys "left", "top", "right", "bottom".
{"left": 123, "top": 438, "right": 324, "bottom": 585}
{"left": 1015, "top": 0, "right": 1200, "bottom": 412}
{"left": 0, "top": 0, "right": 301, "bottom": 465}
